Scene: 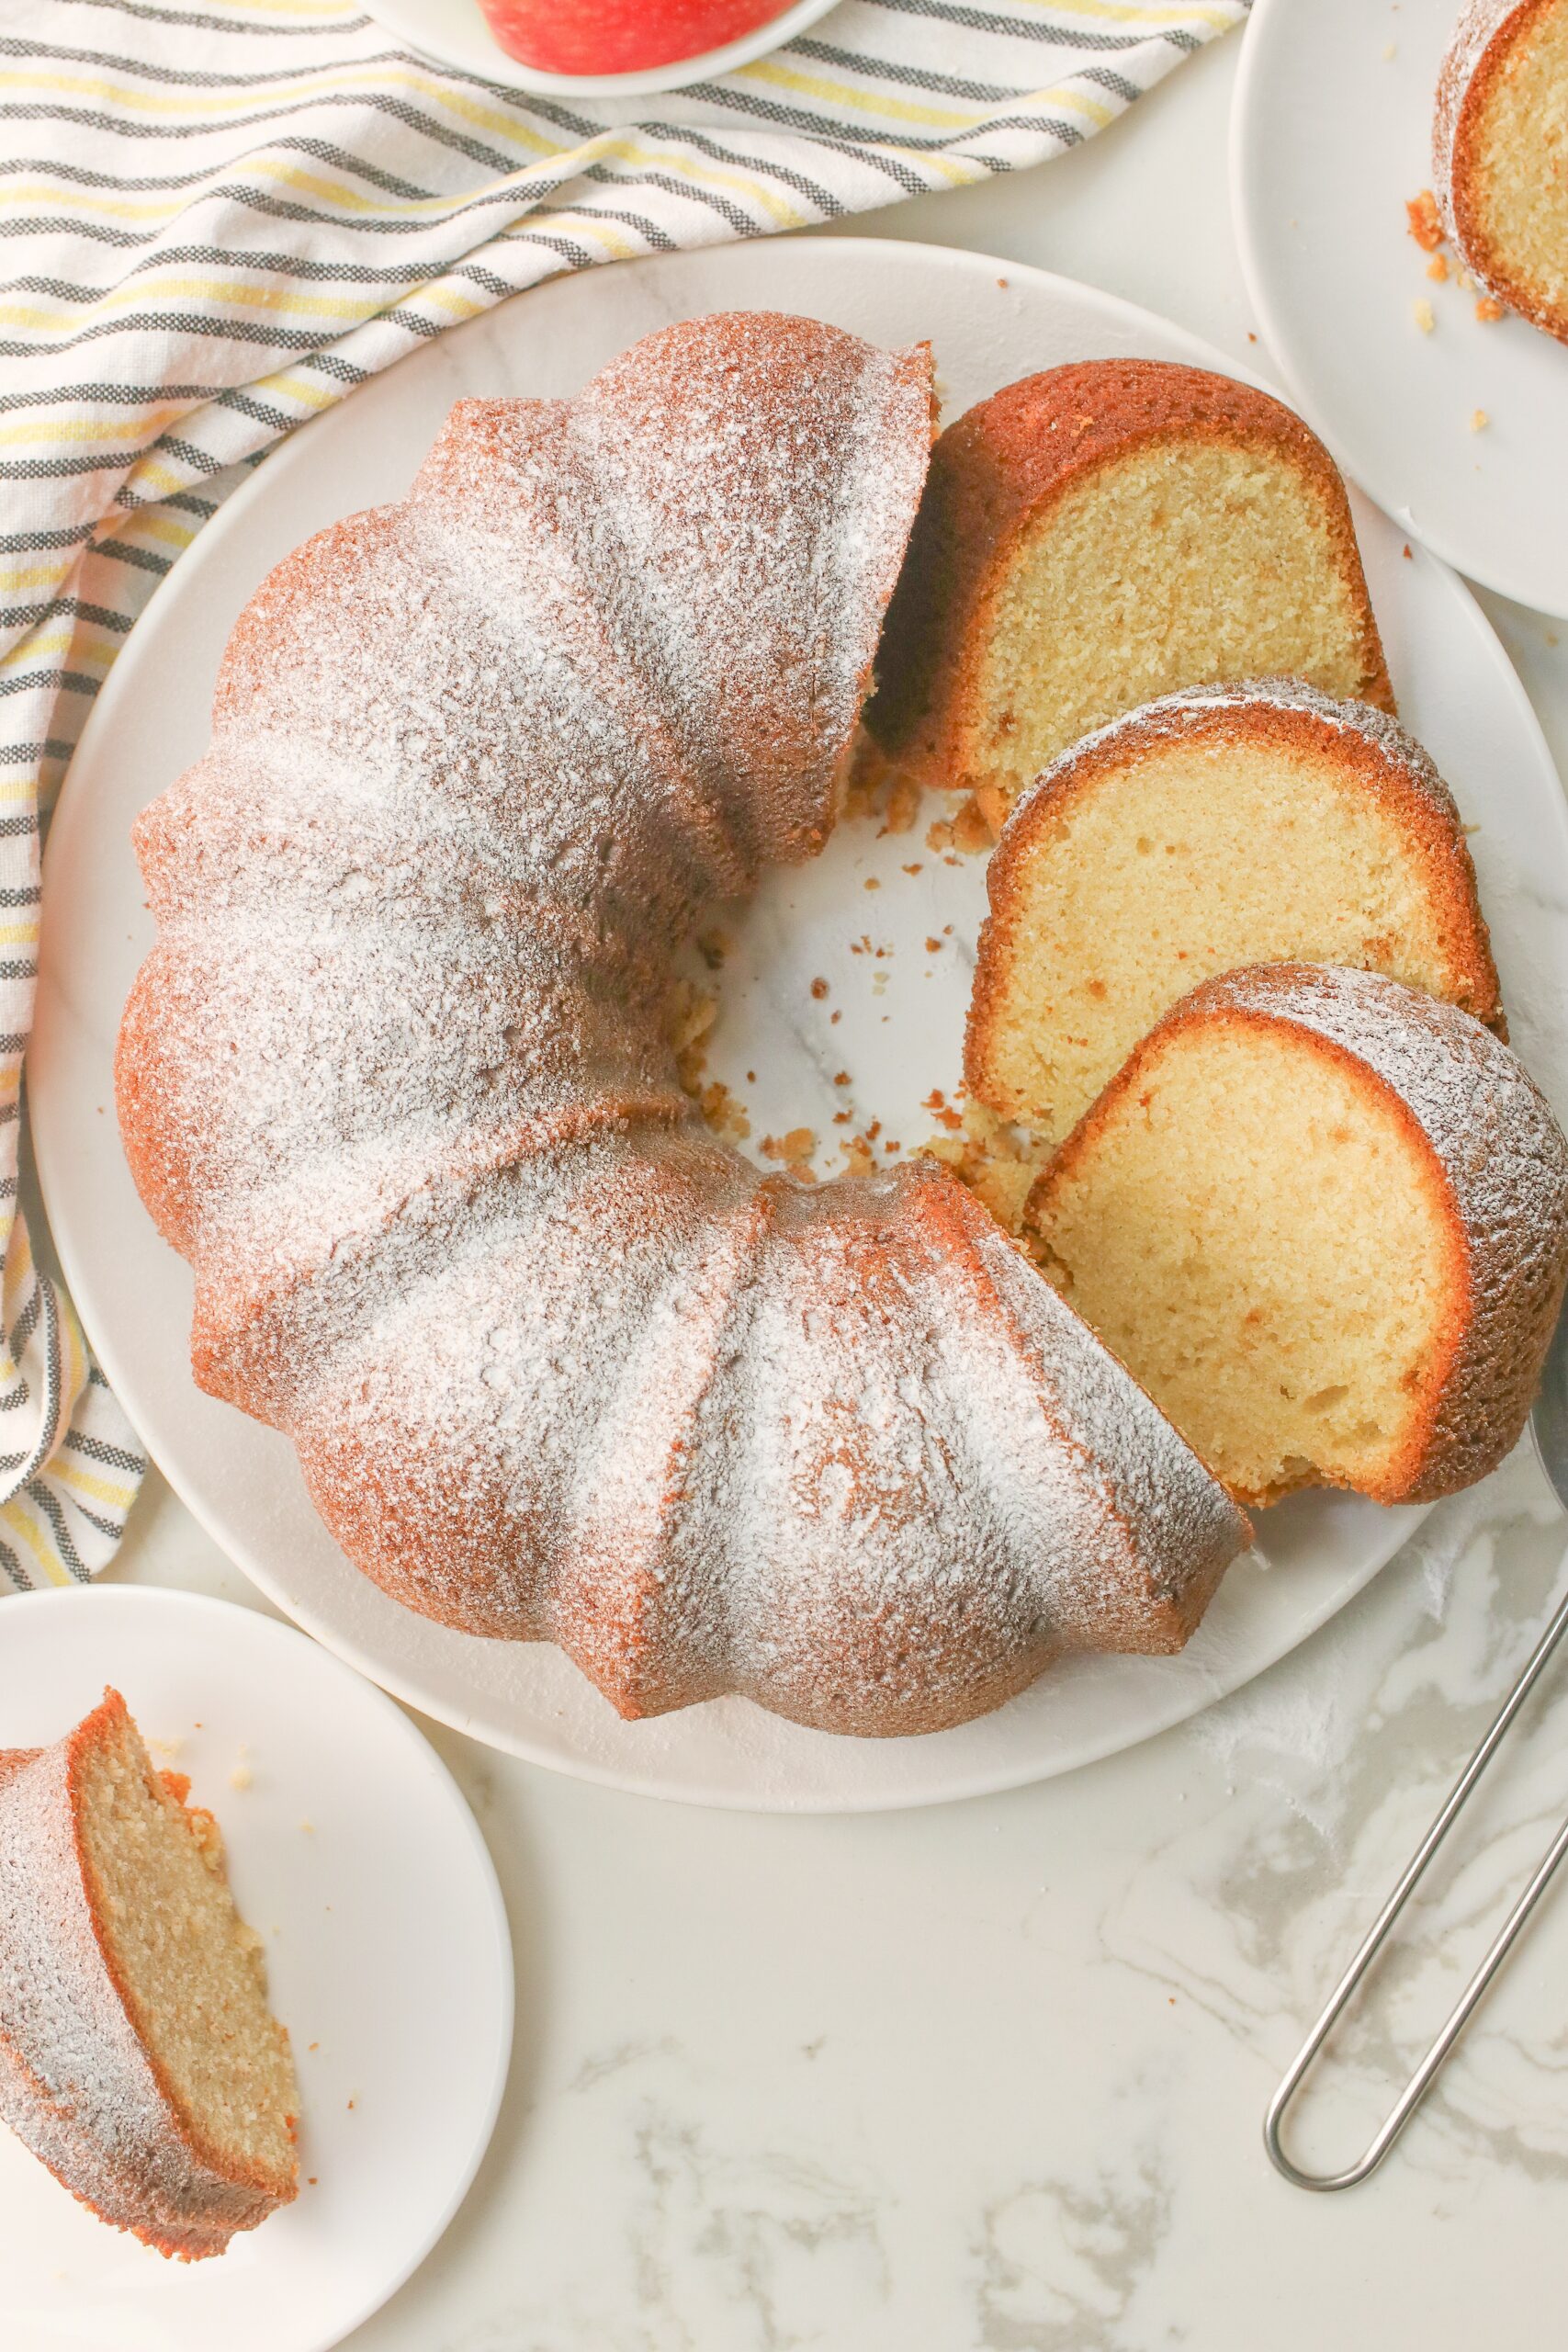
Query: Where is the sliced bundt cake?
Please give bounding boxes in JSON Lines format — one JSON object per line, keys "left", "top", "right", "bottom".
{"left": 0, "top": 1690, "right": 299, "bottom": 2259}
{"left": 966, "top": 681, "right": 1503, "bottom": 1144}
{"left": 868, "top": 360, "right": 1393, "bottom": 832}
{"left": 1437, "top": 0, "right": 1568, "bottom": 344}
{"left": 1027, "top": 966, "right": 1568, "bottom": 1509}
{"left": 117, "top": 313, "right": 1253, "bottom": 1738}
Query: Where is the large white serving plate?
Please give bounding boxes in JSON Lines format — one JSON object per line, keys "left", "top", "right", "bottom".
{"left": 1234, "top": 0, "right": 1568, "bottom": 618}
{"left": 0, "top": 1587, "right": 512, "bottom": 2352}
{"left": 32, "top": 237, "right": 1568, "bottom": 1812}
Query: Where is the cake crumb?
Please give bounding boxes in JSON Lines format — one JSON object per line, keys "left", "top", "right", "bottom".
{"left": 902, "top": 862, "right": 922, "bottom": 876}
{"left": 863, "top": 875, "right": 881, "bottom": 890}
{"left": 1382, "top": 40, "right": 1395, "bottom": 58}
{"left": 1412, "top": 298, "right": 1435, "bottom": 334}
{"left": 761, "top": 1127, "right": 816, "bottom": 1167}
{"left": 699, "top": 1079, "right": 750, "bottom": 1143}
{"left": 833, "top": 1070, "right": 851, "bottom": 1086}
{"left": 1476, "top": 296, "right": 1505, "bottom": 322}
{"left": 809, "top": 977, "right": 829, "bottom": 1000}
{"left": 926, "top": 788, "right": 990, "bottom": 851}
{"left": 916, "top": 1099, "right": 1053, "bottom": 1236}
{"left": 879, "top": 770, "right": 922, "bottom": 836}
{"left": 1406, "top": 189, "right": 1444, "bottom": 251}
{"left": 228, "top": 1764, "right": 253, "bottom": 1792}
{"left": 1426, "top": 252, "right": 1449, "bottom": 282}
{"left": 1469, "top": 408, "right": 1489, "bottom": 432}
{"left": 925, "top": 936, "right": 943, "bottom": 954}
{"left": 844, "top": 734, "right": 924, "bottom": 837}
{"left": 951, "top": 797, "right": 989, "bottom": 853}
{"left": 667, "top": 978, "right": 717, "bottom": 1089}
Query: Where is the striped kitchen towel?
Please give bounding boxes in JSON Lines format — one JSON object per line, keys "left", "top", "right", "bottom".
{"left": 0, "top": 0, "right": 1247, "bottom": 1592}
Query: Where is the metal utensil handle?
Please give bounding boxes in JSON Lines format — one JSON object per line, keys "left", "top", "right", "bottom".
{"left": 1264, "top": 1570, "right": 1568, "bottom": 2191}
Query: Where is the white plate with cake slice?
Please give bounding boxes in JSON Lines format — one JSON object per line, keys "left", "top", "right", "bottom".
{"left": 1234, "top": 0, "right": 1568, "bottom": 618}
{"left": 31, "top": 235, "right": 1568, "bottom": 1812}
{"left": 0, "top": 1585, "right": 512, "bottom": 2352}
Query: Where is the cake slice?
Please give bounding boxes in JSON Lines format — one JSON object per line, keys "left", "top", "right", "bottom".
{"left": 1436, "top": 0, "right": 1568, "bottom": 344}
{"left": 0, "top": 1690, "right": 299, "bottom": 2259}
{"left": 868, "top": 360, "right": 1392, "bottom": 833}
{"left": 966, "top": 681, "right": 1503, "bottom": 1144}
{"left": 1027, "top": 965, "right": 1568, "bottom": 1509}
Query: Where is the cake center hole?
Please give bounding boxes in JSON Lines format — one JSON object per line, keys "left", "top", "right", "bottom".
{"left": 671, "top": 755, "right": 995, "bottom": 1187}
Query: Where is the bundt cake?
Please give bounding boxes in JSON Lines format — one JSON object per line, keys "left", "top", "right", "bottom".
{"left": 867, "top": 360, "right": 1393, "bottom": 833}
{"left": 117, "top": 311, "right": 1251, "bottom": 1740}
{"left": 965, "top": 680, "right": 1503, "bottom": 1144}
{"left": 1027, "top": 965, "right": 1568, "bottom": 1510}
{"left": 1436, "top": 0, "right": 1568, "bottom": 344}
{"left": 0, "top": 1690, "right": 299, "bottom": 2260}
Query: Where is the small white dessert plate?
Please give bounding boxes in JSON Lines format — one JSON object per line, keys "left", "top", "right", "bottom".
{"left": 1234, "top": 0, "right": 1568, "bottom": 617}
{"left": 0, "top": 1586, "right": 513, "bottom": 2352}
{"left": 32, "top": 236, "right": 1568, "bottom": 1812}
{"left": 360, "top": 0, "right": 839, "bottom": 98}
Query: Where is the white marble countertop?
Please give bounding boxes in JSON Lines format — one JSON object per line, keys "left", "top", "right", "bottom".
{"left": 90, "top": 25, "right": 1568, "bottom": 2348}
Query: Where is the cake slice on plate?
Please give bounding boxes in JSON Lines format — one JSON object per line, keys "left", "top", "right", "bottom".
{"left": 1026, "top": 964, "right": 1568, "bottom": 1509}
{"left": 1437, "top": 0, "right": 1568, "bottom": 344}
{"left": 868, "top": 359, "right": 1393, "bottom": 833}
{"left": 0, "top": 1689, "right": 299, "bottom": 2259}
{"left": 965, "top": 680, "right": 1503, "bottom": 1145}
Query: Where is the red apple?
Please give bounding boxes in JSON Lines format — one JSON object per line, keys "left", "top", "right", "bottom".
{"left": 476, "top": 0, "right": 795, "bottom": 75}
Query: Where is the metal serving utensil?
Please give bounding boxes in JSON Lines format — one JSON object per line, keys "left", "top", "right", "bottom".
{"left": 1263, "top": 1297, "right": 1568, "bottom": 2191}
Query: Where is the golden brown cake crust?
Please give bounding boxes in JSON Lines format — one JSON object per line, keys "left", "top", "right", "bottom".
{"left": 0, "top": 1691, "right": 297, "bottom": 2262}
{"left": 1436, "top": 0, "right": 1568, "bottom": 344}
{"left": 964, "top": 679, "right": 1506, "bottom": 1127}
{"left": 1028, "top": 965, "right": 1568, "bottom": 1508}
{"left": 866, "top": 360, "right": 1393, "bottom": 815}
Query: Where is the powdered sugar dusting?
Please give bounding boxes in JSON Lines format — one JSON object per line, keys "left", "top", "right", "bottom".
{"left": 1199, "top": 961, "right": 1561, "bottom": 1224}
{"left": 1433, "top": 0, "right": 1565, "bottom": 332}
{"left": 1193, "top": 963, "right": 1568, "bottom": 1489}
{"left": 1434, "top": 0, "right": 1521, "bottom": 216}
{"left": 1003, "top": 674, "right": 1469, "bottom": 842}
{"left": 118, "top": 311, "right": 1249, "bottom": 1739}
{"left": 0, "top": 1697, "right": 288, "bottom": 2256}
